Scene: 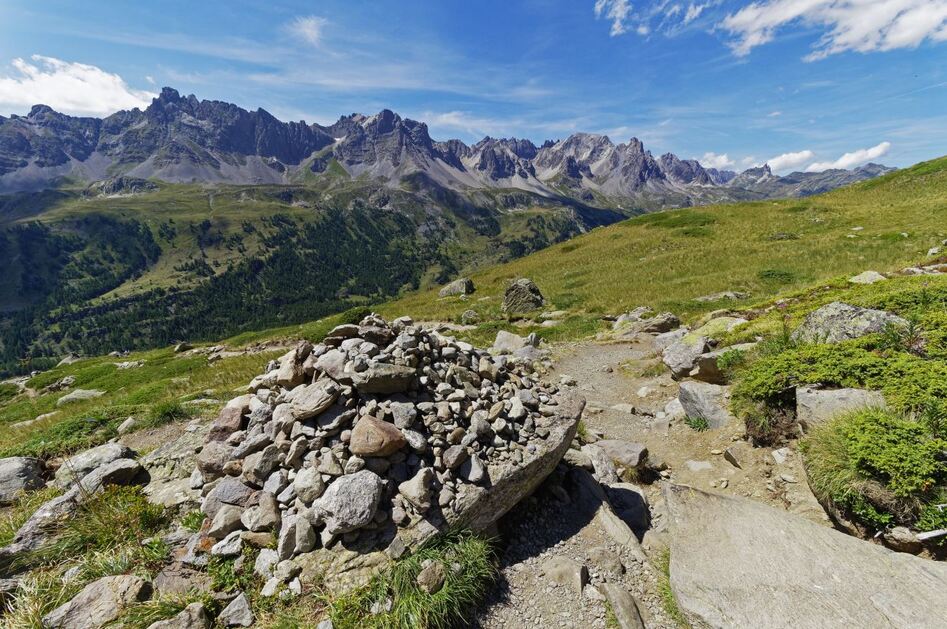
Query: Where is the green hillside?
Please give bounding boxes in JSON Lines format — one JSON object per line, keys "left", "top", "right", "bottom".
{"left": 1, "top": 156, "right": 945, "bottom": 461}
{"left": 0, "top": 180, "right": 621, "bottom": 375}
{"left": 383, "top": 156, "right": 947, "bottom": 330}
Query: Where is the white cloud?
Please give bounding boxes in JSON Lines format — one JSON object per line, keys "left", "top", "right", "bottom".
{"left": 684, "top": 3, "right": 709, "bottom": 25}
{"left": 805, "top": 141, "right": 891, "bottom": 171}
{"left": 286, "top": 16, "right": 328, "bottom": 46}
{"left": 741, "top": 156, "right": 759, "bottom": 167}
{"left": 0, "top": 55, "right": 155, "bottom": 117}
{"left": 700, "top": 151, "right": 734, "bottom": 169}
{"left": 766, "top": 149, "right": 815, "bottom": 172}
{"left": 595, "top": 0, "right": 633, "bottom": 36}
{"left": 767, "top": 110, "right": 782, "bottom": 117}
{"left": 720, "top": 0, "right": 947, "bottom": 60}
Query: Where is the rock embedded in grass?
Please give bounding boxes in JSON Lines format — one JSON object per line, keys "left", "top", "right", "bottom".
{"left": 791, "top": 301, "right": 907, "bottom": 344}
{"left": 502, "top": 278, "right": 545, "bottom": 314}
{"left": 0, "top": 456, "right": 45, "bottom": 504}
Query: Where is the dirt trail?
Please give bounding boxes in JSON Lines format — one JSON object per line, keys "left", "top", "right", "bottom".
{"left": 476, "top": 334, "right": 830, "bottom": 627}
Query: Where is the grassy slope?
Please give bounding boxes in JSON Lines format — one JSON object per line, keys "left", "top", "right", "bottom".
{"left": 2, "top": 156, "right": 946, "bottom": 458}
{"left": 382, "top": 157, "right": 947, "bottom": 326}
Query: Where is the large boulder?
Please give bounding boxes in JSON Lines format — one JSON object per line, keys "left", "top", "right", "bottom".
{"left": 54, "top": 443, "right": 135, "bottom": 488}
{"left": 0, "top": 457, "right": 44, "bottom": 504}
{"left": 678, "top": 381, "right": 735, "bottom": 429}
{"left": 56, "top": 388, "right": 104, "bottom": 406}
{"left": 438, "top": 277, "right": 475, "bottom": 297}
{"left": 312, "top": 470, "right": 384, "bottom": 535}
{"left": 286, "top": 378, "right": 340, "bottom": 420}
{"left": 502, "top": 278, "right": 545, "bottom": 315}
{"left": 795, "top": 386, "right": 887, "bottom": 429}
{"left": 664, "top": 484, "right": 947, "bottom": 628}
{"left": 792, "top": 302, "right": 907, "bottom": 344}
{"left": 662, "top": 336, "right": 711, "bottom": 379}
{"left": 42, "top": 575, "right": 152, "bottom": 629}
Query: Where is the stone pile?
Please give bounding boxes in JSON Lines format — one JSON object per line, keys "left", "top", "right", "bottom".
{"left": 188, "top": 314, "right": 581, "bottom": 593}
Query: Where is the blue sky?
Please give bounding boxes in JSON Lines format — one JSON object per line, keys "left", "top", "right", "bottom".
{"left": 1, "top": 0, "right": 946, "bottom": 172}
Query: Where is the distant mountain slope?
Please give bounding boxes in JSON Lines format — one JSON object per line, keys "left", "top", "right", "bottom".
{"left": 0, "top": 87, "right": 894, "bottom": 207}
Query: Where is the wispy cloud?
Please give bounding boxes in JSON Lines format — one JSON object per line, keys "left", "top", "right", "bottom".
{"left": 594, "top": 0, "right": 633, "bottom": 36}
{"left": 720, "top": 0, "right": 947, "bottom": 60}
{"left": 806, "top": 141, "right": 891, "bottom": 171}
{"left": 0, "top": 55, "right": 155, "bottom": 117}
{"left": 766, "top": 149, "right": 814, "bottom": 172}
{"left": 286, "top": 16, "right": 328, "bottom": 47}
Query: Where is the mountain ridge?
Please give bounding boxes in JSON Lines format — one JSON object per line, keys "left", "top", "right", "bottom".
{"left": 0, "top": 87, "right": 894, "bottom": 205}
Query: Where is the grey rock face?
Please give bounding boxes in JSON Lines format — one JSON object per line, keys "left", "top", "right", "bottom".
{"left": 678, "top": 381, "right": 735, "bottom": 429}
{"left": 795, "top": 386, "right": 887, "bottom": 429}
{"left": 312, "top": 470, "right": 383, "bottom": 535}
{"left": 286, "top": 379, "right": 340, "bottom": 421}
{"left": 664, "top": 484, "right": 947, "bottom": 628}
{"left": 0, "top": 457, "right": 44, "bottom": 504}
{"left": 351, "top": 364, "right": 416, "bottom": 394}
{"left": 502, "top": 278, "right": 545, "bottom": 314}
{"left": 438, "top": 277, "right": 474, "bottom": 297}
{"left": 42, "top": 575, "right": 152, "bottom": 629}
{"left": 792, "top": 301, "right": 907, "bottom": 344}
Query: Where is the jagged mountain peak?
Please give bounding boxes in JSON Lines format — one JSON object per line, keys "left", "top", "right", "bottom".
{"left": 0, "top": 88, "right": 894, "bottom": 201}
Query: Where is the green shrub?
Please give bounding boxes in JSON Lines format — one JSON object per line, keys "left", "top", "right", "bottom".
{"left": 0, "top": 382, "right": 18, "bottom": 403}
{"left": 684, "top": 416, "right": 709, "bottom": 432}
{"left": 329, "top": 532, "right": 495, "bottom": 629}
{"left": 802, "top": 408, "right": 947, "bottom": 532}
{"left": 145, "top": 400, "right": 193, "bottom": 427}
{"left": 757, "top": 269, "right": 796, "bottom": 284}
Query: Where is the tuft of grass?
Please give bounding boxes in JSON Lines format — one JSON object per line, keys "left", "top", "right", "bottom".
{"left": 329, "top": 532, "right": 495, "bottom": 629}
{"left": 0, "top": 486, "right": 61, "bottom": 547}
{"left": 207, "top": 545, "right": 261, "bottom": 593}
{"left": 111, "top": 592, "right": 219, "bottom": 628}
{"left": 683, "top": 416, "right": 709, "bottom": 432}
{"left": 656, "top": 549, "right": 690, "bottom": 629}
{"left": 9, "top": 485, "right": 169, "bottom": 572}
{"left": 142, "top": 399, "right": 194, "bottom": 429}
{"left": 180, "top": 509, "right": 206, "bottom": 533}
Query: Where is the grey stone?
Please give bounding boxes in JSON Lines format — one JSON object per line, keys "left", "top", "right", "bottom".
{"left": 312, "top": 470, "right": 383, "bottom": 535}
{"left": 689, "top": 343, "right": 757, "bottom": 384}
{"left": 664, "top": 484, "right": 947, "bottom": 629}
{"left": 458, "top": 455, "right": 487, "bottom": 484}
{"left": 399, "top": 467, "right": 435, "bottom": 512}
{"left": 542, "top": 556, "right": 588, "bottom": 596}
{"left": 202, "top": 477, "right": 255, "bottom": 518}
{"left": 662, "top": 336, "right": 711, "bottom": 379}
{"left": 581, "top": 444, "right": 619, "bottom": 484}
{"left": 293, "top": 466, "right": 326, "bottom": 504}
{"left": 502, "top": 278, "right": 545, "bottom": 314}
{"left": 211, "top": 530, "right": 243, "bottom": 557}
{"left": 56, "top": 388, "right": 105, "bottom": 407}
{"left": 678, "top": 381, "right": 735, "bottom": 429}
{"left": 849, "top": 271, "right": 887, "bottom": 285}
{"left": 218, "top": 592, "right": 254, "bottom": 627}
{"left": 442, "top": 445, "right": 468, "bottom": 470}
{"left": 792, "top": 302, "right": 908, "bottom": 344}
{"left": 208, "top": 504, "right": 244, "bottom": 540}
{"left": 42, "top": 575, "right": 152, "bottom": 629}
{"left": 351, "top": 364, "right": 416, "bottom": 394}
{"left": 438, "top": 277, "right": 475, "bottom": 297}
{"left": 241, "top": 492, "right": 281, "bottom": 532}
{"left": 795, "top": 386, "right": 887, "bottom": 429}
{"left": 416, "top": 560, "right": 447, "bottom": 594}
{"left": 0, "top": 457, "right": 44, "bottom": 504}
{"left": 601, "top": 584, "right": 646, "bottom": 629}
{"left": 594, "top": 440, "right": 648, "bottom": 469}
{"left": 75, "top": 458, "right": 143, "bottom": 494}
{"left": 146, "top": 602, "right": 211, "bottom": 629}
{"left": 242, "top": 445, "right": 280, "bottom": 487}
{"left": 54, "top": 443, "right": 134, "bottom": 488}
{"left": 286, "top": 378, "right": 340, "bottom": 421}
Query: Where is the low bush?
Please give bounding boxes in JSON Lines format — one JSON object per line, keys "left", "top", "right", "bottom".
{"left": 802, "top": 408, "right": 947, "bottom": 533}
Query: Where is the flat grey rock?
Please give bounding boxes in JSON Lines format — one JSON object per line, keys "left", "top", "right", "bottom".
{"left": 665, "top": 484, "right": 947, "bottom": 629}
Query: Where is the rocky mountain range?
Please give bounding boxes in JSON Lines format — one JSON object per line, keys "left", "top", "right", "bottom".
{"left": 0, "top": 87, "right": 893, "bottom": 205}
